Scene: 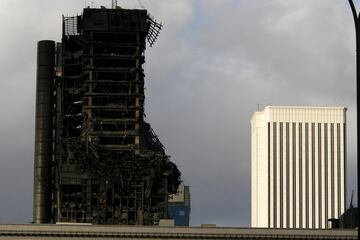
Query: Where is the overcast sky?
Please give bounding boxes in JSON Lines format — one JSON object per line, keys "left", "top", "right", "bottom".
{"left": 0, "top": 0, "right": 358, "bottom": 227}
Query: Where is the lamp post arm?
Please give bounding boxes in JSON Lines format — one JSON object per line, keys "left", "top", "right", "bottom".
{"left": 348, "top": 0, "right": 360, "bottom": 235}
{"left": 349, "top": 0, "right": 358, "bottom": 27}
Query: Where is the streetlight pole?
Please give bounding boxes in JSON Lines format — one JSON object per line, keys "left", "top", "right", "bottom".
{"left": 348, "top": 0, "right": 360, "bottom": 234}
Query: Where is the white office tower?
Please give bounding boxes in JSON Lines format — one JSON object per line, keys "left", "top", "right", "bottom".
{"left": 251, "top": 106, "right": 346, "bottom": 229}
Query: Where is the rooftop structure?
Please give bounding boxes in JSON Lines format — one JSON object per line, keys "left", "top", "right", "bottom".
{"left": 0, "top": 224, "right": 356, "bottom": 239}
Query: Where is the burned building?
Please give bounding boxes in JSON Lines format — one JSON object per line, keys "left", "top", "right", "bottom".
{"left": 33, "top": 6, "right": 181, "bottom": 225}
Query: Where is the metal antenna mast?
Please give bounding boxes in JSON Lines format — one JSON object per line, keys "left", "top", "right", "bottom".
{"left": 112, "top": 0, "right": 117, "bottom": 8}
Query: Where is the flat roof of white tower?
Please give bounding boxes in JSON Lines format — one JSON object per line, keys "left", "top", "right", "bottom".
{"left": 264, "top": 106, "right": 346, "bottom": 110}
{"left": 252, "top": 106, "right": 347, "bottom": 124}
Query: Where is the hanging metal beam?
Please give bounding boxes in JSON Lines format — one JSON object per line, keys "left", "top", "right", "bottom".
{"left": 112, "top": 0, "right": 117, "bottom": 9}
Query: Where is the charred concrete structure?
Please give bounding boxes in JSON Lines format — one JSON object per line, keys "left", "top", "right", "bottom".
{"left": 34, "top": 6, "right": 181, "bottom": 225}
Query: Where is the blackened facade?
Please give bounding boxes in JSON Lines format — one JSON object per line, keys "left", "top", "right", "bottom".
{"left": 34, "top": 7, "right": 181, "bottom": 225}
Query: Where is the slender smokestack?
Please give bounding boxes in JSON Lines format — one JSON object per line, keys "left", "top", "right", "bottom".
{"left": 33, "top": 40, "right": 55, "bottom": 223}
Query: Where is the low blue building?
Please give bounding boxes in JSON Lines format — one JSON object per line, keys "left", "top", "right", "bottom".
{"left": 168, "top": 185, "right": 190, "bottom": 226}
